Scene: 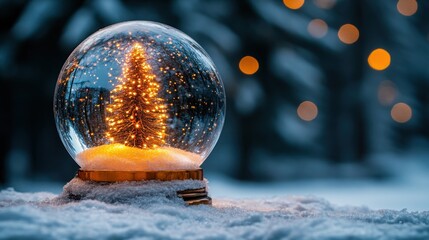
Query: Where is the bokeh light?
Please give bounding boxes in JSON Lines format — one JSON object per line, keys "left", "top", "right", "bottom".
{"left": 239, "top": 56, "right": 259, "bottom": 75}
{"left": 397, "top": 0, "right": 418, "bottom": 16}
{"left": 338, "top": 24, "right": 359, "bottom": 44}
{"left": 313, "top": 0, "right": 336, "bottom": 9}
{"left": 378, "top": 80, "right": 396, "bottom": 106}
{"left": 391, "top": 102, "right": 412, "bottom": 123}
{"left": 368, "top": 48, "right": 391, "bottom": 71}
{"left": 283, "top": 0, "right": 305, "bottom": 10}
{"left": 297, "top": 101, "right": 318, "bottom": 121}
{"left": 308, "top": 19, "right": 328, "bottom": 38}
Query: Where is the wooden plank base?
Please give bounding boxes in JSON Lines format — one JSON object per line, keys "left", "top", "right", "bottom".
{"left": 77, "top": 169, "right": 204, "bottom": 182}
{"left": 177, "top": 187, "right": 212, "bottom": 205}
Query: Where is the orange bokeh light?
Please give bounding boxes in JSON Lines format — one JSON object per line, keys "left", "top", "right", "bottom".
{"left": 239, "top": 56, "right": 259, "bottom": 75}
{"left": 368, "top": 48, "right": 391, "bottom": 71}
{"left": 297, "top": 101, "right": 318, "bottom": 121}
{"left": 308, "top": 19, "right": 328, "bottom": 38}
{"left": 283, "top": 0, "right": 305, "bottom": 10}
{"left": 391, "top": 102, "right": 412, "bottom": 123}
{"left": 397, "top": 0, "right": 418, "bottom": 16}
{"left": 313, "top": 0, "right": 336, "bottom": 9}
{"left": 338, "top": 24, "right": 359, "bottom": 44}
{"left": 378, "top": 80, "right": 396, "bottom": 106}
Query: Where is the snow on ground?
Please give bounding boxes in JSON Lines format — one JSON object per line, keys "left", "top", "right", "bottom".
{"left": 0, "top": 178, "right": 428, "bottom": 240}
{"left": 207, "top": 172, "right": 429, "bottom": 212}
{"left": 207, "top": 151, "right": 429, "bottom": 212}
{"left": 1, "top": 152, "right": 429, "bottom": 239}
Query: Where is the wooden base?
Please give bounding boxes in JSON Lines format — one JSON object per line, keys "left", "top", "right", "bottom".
{"left": 76, "top": 168, "right": 210, "bottom": 205}
{"left": 177, "top": 187, "right": 212, "bottom": 205}
{"left": 77, "top": 169, "right": 204, "bottom": 182}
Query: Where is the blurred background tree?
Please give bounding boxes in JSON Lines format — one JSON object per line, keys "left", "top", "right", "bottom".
{"left": 0, "top": 0, "right": 428, "bottom": 184}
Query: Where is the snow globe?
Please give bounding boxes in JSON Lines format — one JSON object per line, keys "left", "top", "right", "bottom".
{"left": 54, "top": 21, "right": 225, "bottom": 205}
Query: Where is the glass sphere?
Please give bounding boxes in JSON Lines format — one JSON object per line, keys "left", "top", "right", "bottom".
{"left": 54, "top": 21, "right": 225, "bottom": 171}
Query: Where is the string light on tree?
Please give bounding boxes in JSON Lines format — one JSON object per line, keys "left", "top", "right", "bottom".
{"left": 106, "top": 43, "right": 167, "bottom": 149}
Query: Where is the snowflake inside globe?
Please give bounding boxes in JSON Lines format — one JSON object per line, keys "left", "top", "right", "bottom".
{"left": 54, "top": 21, "right": 225, "bottom": 171}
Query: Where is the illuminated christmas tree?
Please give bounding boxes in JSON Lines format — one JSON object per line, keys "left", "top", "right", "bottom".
{"left": 106, "top": 43, "right": 167, "bottom": 148}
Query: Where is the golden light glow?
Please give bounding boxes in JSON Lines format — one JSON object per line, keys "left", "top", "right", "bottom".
{"left": 76, "top": 144, "right": 202, "bottom": 171}
{"left": 378, "top": 80, "right": 396, "bottom": 106}
{"left": 313, "top": 0, "right": 336, "bottom": 9}
{"left": 397, "top": 0, "right": 418, "bottom": 16}
{"left": 283, "top": 0, "right": 305, "bottom": 10}
{"left": 307, "top": 19, "right": 328, "bottom": 38}
{"left": 391, "top": 102, "right": 412, "bottom": 123}
{"left": 368, "top": 48, "right": 391, "bottom": 71}
{"left": 297, "top": 101, "right": 318, "bottom": 121}
{"left": 106, "top": 43, "right": 167, "bottom": 148}
{"left": 338, "top": 24, "right": 359, "bottom": 44}
{"left": 239, "top": 56, "right": 259, "bottom": 75}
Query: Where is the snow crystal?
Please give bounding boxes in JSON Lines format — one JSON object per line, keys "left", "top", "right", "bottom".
{"left": 0, "top": 181, "right": 428, "bottom": 240}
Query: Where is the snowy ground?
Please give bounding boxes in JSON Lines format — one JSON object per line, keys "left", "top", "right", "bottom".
{"left": 207, "top": 172, "right": 429, "bottom": 212}
{"left": 1, "top": 176, "right": 429, "bottom": 239}
{"left": 1, "top": 153, "right": 429, "bottom": 239}
{"left": 206, "top": 151, "right": 429, "bottom": 212}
